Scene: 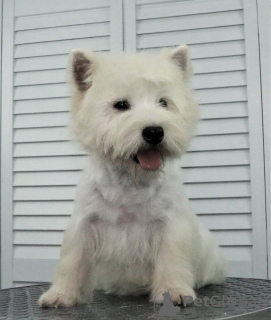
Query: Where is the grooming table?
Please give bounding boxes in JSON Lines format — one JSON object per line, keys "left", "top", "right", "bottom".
{"left": 0, "top": 278, "right": 270, "bottom": 319}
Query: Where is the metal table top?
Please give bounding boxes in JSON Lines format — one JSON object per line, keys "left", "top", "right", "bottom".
{"left": 0, "top": 277, "right": 271, "bottom": 319}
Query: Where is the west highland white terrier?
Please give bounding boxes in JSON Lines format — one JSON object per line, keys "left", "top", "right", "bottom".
{"left": 38, "top": 45, "right": 227, "bottom": 308}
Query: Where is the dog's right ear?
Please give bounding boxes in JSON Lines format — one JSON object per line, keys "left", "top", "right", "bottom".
{"left": 69, "top": 49, "right": 97, "bottom": 93}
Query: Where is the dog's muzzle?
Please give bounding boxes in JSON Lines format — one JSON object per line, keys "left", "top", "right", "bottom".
{"left": 132, "top": 126, "right": 164, "bottom": 171}
{"left": 142, "top": 126, "right": 164, "bottom": 145}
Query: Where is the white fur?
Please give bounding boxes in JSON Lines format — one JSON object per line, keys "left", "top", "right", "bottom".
{"left": 38, "top": 46, "right": 227, "bottom": 308}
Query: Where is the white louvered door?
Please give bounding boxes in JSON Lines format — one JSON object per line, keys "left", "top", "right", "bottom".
{"left": 1, "top": 0, "right": 267, "bottom": 288}
{"left": 1, "top": 0, "right": 123, "bottom": 288}
{"left": 124, "top": 0, "right": 267, "bottom": 279}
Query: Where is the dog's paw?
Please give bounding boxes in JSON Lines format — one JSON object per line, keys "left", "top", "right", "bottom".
{"left": 151, "top": 286, "right": 196, "bottom": 305}
{"left": 38, "top": 287, "right": 82, "bottom": 308}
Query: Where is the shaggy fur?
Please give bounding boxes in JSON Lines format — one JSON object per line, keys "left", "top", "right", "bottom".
{"left": 38, "top": 45, "right": 227, "bottom": 308}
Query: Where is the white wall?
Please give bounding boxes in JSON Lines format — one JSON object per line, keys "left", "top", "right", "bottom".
{"left": 257, "top": 0, "right": 271, "bottom": 280}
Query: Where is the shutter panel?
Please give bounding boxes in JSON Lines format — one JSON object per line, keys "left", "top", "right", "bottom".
{"left": 1, "top": 0, "right": 123, "bottom": 288}
{"left": 124, "top": 0, "right": 267, "bottom": 278}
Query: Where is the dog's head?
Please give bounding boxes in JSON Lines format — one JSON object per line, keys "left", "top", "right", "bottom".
{"left": 68, "top": 46, "right": 198, "bottom": 175}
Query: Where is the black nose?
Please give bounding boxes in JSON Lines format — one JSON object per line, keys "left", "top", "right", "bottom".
{"left": 142, "top": 126, "right": 164, "bottom": 145}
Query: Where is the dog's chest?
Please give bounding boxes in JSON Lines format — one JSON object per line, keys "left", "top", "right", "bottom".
{"left": 91, "top": 182, "right": 172, "bottom": 223}
{"left": 116, "top": 208, "right": 137, "bottom": 223}
{"left": 95, "top": 216, "right": 164, "bottom": 265}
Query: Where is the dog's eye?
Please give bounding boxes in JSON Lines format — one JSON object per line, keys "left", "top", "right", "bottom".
{"left": 159, "top": 98, "right": 167, "bottom": 108}
{"left": 113, "top": 100, "right": 131, "bottom": 111}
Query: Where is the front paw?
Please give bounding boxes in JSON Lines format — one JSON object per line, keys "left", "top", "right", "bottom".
{"left": 38, "top": 286, "right": 83, "bottom": 308}
{"left": 151, "top": 286, "right": 196, "bottom": 305}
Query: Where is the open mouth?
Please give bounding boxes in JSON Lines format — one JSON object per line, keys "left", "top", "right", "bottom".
{"left": 133, "top": 149, "right": 163, "bottom": 171}
{"left": 133, "top": 155, "right": 140, "bottom": 164}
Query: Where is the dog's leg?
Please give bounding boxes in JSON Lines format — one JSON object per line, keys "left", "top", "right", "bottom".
{"left": 38, "top": 216, "right": 98, "bottom": 307}
{"left": 150, "top": 222, "right": 196, "bottom": 305}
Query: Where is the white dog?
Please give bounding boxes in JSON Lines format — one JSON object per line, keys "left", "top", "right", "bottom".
{"left": 38, "top": 45, "right": 227, "bottom": 308}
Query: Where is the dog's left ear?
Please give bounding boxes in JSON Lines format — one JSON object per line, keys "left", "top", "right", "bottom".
{"left": 170, "top": 45, "right": 193, "bottom": 80}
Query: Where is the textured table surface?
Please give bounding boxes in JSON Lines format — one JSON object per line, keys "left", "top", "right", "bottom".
{"left": 0, "top": 277, "right": 271, "bottom": 320}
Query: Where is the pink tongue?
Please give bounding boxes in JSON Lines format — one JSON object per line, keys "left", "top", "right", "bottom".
{"left": 136, "top": 149, "right": 162, "bottom": 170}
